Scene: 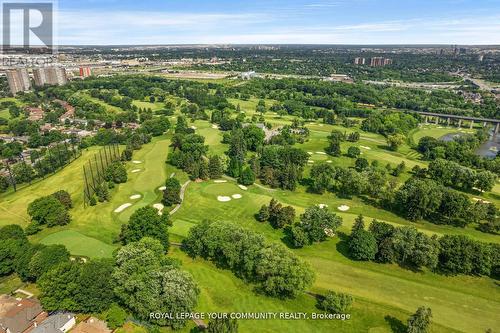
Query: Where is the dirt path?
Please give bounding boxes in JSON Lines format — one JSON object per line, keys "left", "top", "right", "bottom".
{"left": 169, "top": 180, "right": 191, "bottom": 215}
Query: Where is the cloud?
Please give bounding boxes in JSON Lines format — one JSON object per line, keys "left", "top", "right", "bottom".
{"left": 5, "top": 6, "right": 496, "bottom": 45}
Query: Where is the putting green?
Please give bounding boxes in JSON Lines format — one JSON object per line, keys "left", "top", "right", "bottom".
{"left": 40, "top": 230, "right": 116, "bottom": 258}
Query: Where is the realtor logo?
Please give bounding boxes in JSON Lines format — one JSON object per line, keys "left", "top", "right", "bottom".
{"left": 1, "top": 1, "right": 54, "bottom": 53}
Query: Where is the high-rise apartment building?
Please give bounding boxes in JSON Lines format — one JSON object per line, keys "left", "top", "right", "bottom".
{"left": 79, "top": 67, "right": 92, "bottom": 77}
{"left": 354, "top": 57, "right": 366, "bottom": 65}
{"left": 6, "top": 69, "right": 31, "bottom": 95}
{"left": 370, "top": 57, "right": 392, "bottom": 67}
{"left": 33, "top": 67, "right": 68, "bottom": 86}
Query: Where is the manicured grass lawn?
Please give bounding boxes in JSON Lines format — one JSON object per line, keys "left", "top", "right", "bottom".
{"left": 0, "top": 109, "right": 10, "bottom": 119}
{"left": 410, "top": 124, "right": 474, "bottom": 143}
{"left": 132, "top": 100, "right": 166, "bottom": 111}
{"left": 40, "top": 230, "right": 117, "bottom": 258}
{"left": 170, "top": 177, "right": 500, "bottom": 333}
{"left": 0, "top": 275, "right": 24, "bottom": 295}
{"left": 1, "top": 94, "right": 499, "bottom": 333}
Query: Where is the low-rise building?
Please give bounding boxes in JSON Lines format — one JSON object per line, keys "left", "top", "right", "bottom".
{"left": 0, "top": 295, "right": 45, "bottom": 333}
{"left": 32, "top": 313, "right": 75, "bottom": 333}
{"left": 26, "top": 107, "right": 45, "bottom": 121}
{"left": 71, "top": 317, "right": 111, "bottom": 333}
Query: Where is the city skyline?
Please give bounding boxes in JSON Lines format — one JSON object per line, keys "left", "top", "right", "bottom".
{"left": 1, "top": 0, "right": 499, "bottom": 45}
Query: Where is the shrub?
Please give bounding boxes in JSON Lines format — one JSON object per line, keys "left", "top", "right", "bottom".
{"left": 317, "top": 291, "right": 353, "bottom": 313}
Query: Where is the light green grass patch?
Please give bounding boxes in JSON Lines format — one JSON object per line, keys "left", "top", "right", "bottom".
{"left": 40, "top": 230, "right": 117, "bottom": 258}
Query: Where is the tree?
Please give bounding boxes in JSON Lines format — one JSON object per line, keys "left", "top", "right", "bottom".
{"left": 255, "top": 243, "right": 315, "bottom": 298}
{"left": 273, "top": 206, "right": 295, "bottom": 229}
{"left": 310, "top": 163, "right": 335, "bottom": 194}
{"left": 317, "top": 291, "right": 353, "bottom": 313}
{"left": 475, "top": 171, "right": 497, "bottom": 192}
{"left": 207, "top": 318, "right": 238, "bottom": 333}
{"left": 297, "top": 206, "right": 343, "bottom": 244}
{"left": 163, "top": 178, "right": 182, "bottom": 206}
{"left": 28, "top": 244, "right": 70, "bottom": 280}
{"left": 395, "top": 178, "right": 443, "bottom": 221}
{"left": 243, "top": 125, "right": 265, "bottom": 151}
{"left": 113, "top": 239, "right": 199, "bottom": 329}
{"left": 38, "top": 259, "right": 114, "bottom": 313}
{"left": 349, "top": 227, "right": 377, "bottom": 261}
{"left": 238, "top": 166, "right": 255, "bottom": 186}
{"left": 27, "top": 196, "right": 70, "bottom": 227}
{"left": 104, "top": 161, "right": 127, "bottom": 184}
{"left": 407, "top": 307, "right": 432, "bottom": 333}
{"left": 95, "top": 183, "right": 109, "bottom": 202}
{"left": 355, "top": 157, "right": 369, "bottom": 172}
{"left": 51, "top": 190, "right": 72, "bottom": 209}
{"left": 257, "top": 204, "right": 270, "bottom": 222}
{"left": 347, "top": 146, "right": 361, "bottom": 158}
{"left": 208, "top": 155, "right": 223, "bottom": 179}
{"left": 387, "top": 133, "right": 406, "bottom": 151}
{"left": 106, "top": 304, "right": 128, "bottom": 329}
{"left": 120, "top": 207, "right": 170, "bottom": 251}
{"left": 392, "top": 227, "right": 439, "bottom": 270}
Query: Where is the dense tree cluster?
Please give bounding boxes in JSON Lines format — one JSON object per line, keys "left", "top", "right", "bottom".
{"left": 118, "top": 206, "right": 171, "bottom": 251}
{"left": 182, "top": 220, "right": 315, "bottom": 298}
{"left": 26, "top": 190, "right": 72, "bottom": 233}
{"left": 347, "top": 219, "right": 500, "bottom": 277}
{"left": 289, "top": 206, "right": 343, "bottom": 248}
{"left": 113, "top": 238, "right": 199, "bottom": 329}
{"left": 394, "top": 177, "right": 498, "bottom": 229}
{"left": 427, "top": 158, "right": 497, "bottom": 192}
{"left": 169, "top": 116, "right": 210, "bottom": 179}
{"left": 257, "top": 198, "right": 296, "bottom": 229}
{"left": 162, "top": 177, "right": 182, "bottom": 206}
{"left": 417, "top": 134, "right": 500, "bottom": 175}
{"left": 258, "top": 145, "right": 309, "bottom": 190}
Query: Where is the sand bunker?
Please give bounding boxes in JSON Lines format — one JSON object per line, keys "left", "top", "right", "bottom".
{"left": 326, "top": 160, "right": 332, "bottom": 163}
{"left": 307, "top": 152, "right": 313, "bottom": 155}
{"left": 153, "top": 203, "right": 165, "bottom": 215}
{"left": 217, "top": 196, "right": 232, "bottom": 202}
{"left": 114, "top": 203, "right": 132, "bottom": 213}
{"left": 211, "top": 124, "right": 219, "bottom": 129}
{"left": 190, "top": 126, "right": 197, "bottom": 130}
{"left": 238, "top": 185, "right": 248, "bottom": 190}
{"left": 131, "top": 169, "right": 141, "bottom": 173}
{"left": 232, "top": 194, "right": 242, "bottom": 199}
{"left": 130, "top": 194, "right": 141, "bottom": 200}
{"left": 308, "top": 160, "right": 314, "bottom": 163}
{"left": 132, "top": 160, "right": 142, "bottom": 164}
{"left": 472, "top": 198, "right": 491, "bottom": 204}
{"left": 337, "top": 205, "right": 350, "bottom": 211}
{"left": 318, "top": 203, "right": 328, "bottom": 209}
{"left": 158, "top": 186, "right": 166, "bottom": 191}
{"left": 316, "top": 152, "right": 326, "bottom": 155}
{"left": 360, "top": 146, "right": 371, "bottom": 150}
{"left": 214, "top": 180, "right": 227, "bottom": 183}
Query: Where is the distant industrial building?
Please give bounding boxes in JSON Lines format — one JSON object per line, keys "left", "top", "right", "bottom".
{"left": 33, "top": 67, "right": 68, "bottom": 86}
{"left": 240, "top": 71, "right": 257, "bottom": 80}
{"left": 79, "top": 66, "right": 92, "bottom": 77}
{"left": 6, "top": 68, "right": 31, "bottom": 95}
{"left": 370, "top": 57, "right": 392, "bottom": 67}
{"left": 353, "top": 57, "right": 366, "bottom": 65}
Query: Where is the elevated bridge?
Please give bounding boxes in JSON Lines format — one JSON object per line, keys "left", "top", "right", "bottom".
{"left": 405, "top": 110, "right": 500, "bottom": 134}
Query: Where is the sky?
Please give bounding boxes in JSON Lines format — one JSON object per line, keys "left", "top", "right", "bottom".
{"left": 3, "top": 0, "right": 500, "bottom": 45}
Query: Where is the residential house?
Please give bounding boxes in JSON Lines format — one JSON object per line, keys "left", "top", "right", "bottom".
{"left": 31, "top": 313, "right": 75, "bottom": 333}
{"left": 26, "top": 107, "right": 44, "bottom": 121}
{"left": 0, "top": 295, "right": 45, "bottom": 333}
{"left": 71, "top": 317, "right": 112, "bottom": 333}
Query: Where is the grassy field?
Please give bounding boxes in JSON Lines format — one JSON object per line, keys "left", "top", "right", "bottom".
{"left": 1, "top": 95, "right": 499, "bottom": 332}
{"left": 39, "top": 230, "right": 117, "bottom": 258}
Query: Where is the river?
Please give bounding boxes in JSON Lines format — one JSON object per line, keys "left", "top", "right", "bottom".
{"left": 439, "top": 131, "right": 499, "bottom": 158}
